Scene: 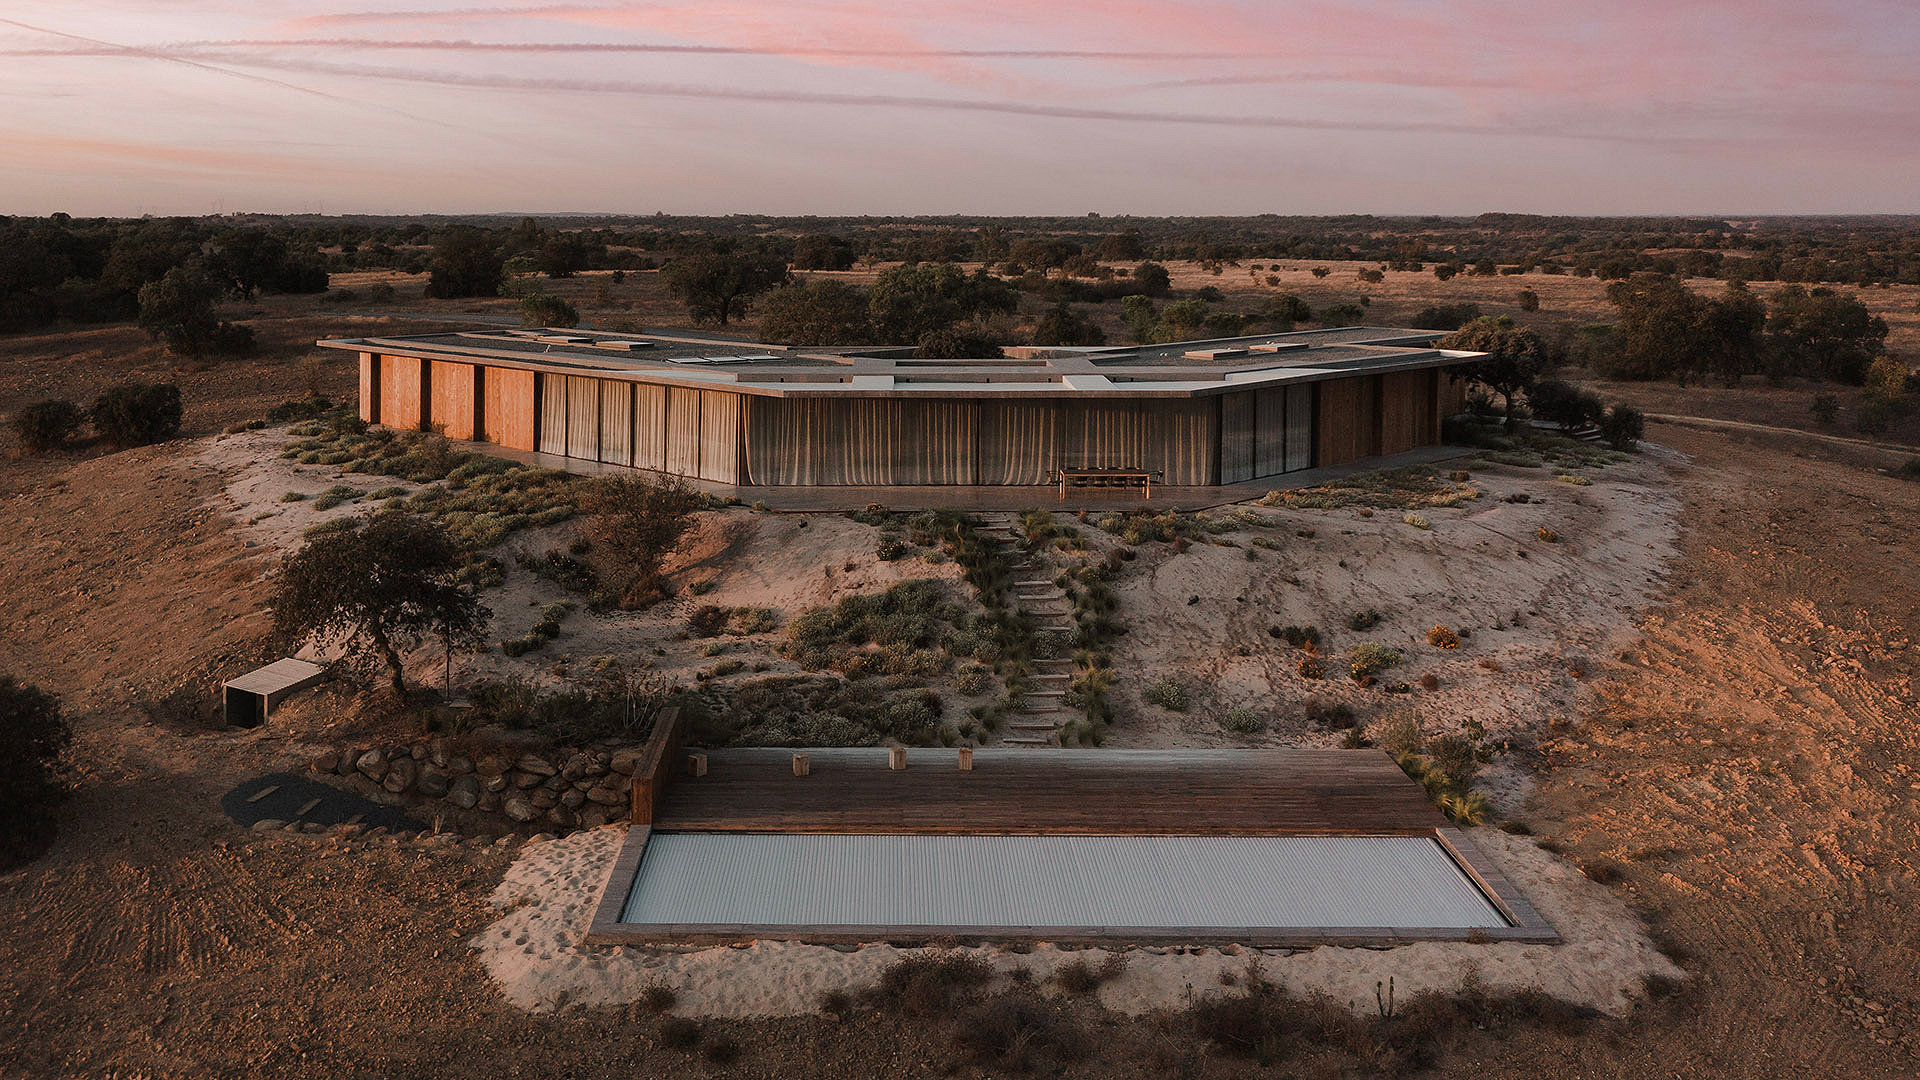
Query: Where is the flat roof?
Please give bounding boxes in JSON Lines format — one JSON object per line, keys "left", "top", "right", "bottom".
{"left": 318, "top": 325, "right": 1479, "bottom": 400}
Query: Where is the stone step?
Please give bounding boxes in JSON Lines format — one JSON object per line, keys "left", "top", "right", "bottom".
{"left": 1032, "top": 672, "right": 1071, "bottom": 681}
{"left": 1002, "top": 735, "right": 1054, "bottom": 746}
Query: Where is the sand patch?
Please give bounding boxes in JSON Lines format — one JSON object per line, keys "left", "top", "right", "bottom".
{"left": 473, "top": 826, "right": 1680, "bottom": 1019}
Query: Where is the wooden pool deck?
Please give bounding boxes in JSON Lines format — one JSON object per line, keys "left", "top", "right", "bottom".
{"left": 651, "top": 747, "right": 1448, "bottom": 836}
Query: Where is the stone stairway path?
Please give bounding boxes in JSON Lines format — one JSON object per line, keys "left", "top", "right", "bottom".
{"left": 976, "top": 515, "right": 1076, "bottom": 747}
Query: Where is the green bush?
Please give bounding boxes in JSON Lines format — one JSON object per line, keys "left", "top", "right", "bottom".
{"left": 1348, "top": 643, "right": 1404, "bottom": 679}
{"left": 92, "top": 383, "right": 182, "bottom": 448}
{"left": 782, "top": 580, "right": 959, "bottom": 674}
{"left": 1598, "top": 404, "right": 1645, "bottom": 450}
{"left": 1143, "top": 676, "right": 1189, "bottom": 711}
{"left": 1221, "top": 707, "right": 1264, "bottom": 735}
{"left": 1347, "top": 608, "right": 1383, "bottom": 631}
{"left": 11, "top": 399, "right": 84, "bottom": 453}
{"left": 1, "top": 676, "right": 71, "bottom": 869}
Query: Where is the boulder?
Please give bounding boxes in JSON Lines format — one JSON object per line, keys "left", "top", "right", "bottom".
{"left": 502, "top": 795, "right": 539, "bottom": 823}
{"left": 586, "top": 786, "right": 626, "bottom": 806}
{"left": 530, "top": 788, "right": 559, "bottom": 810}
{"left": 580, "top": 806, "right": 611, "bottom": 829}
{"left": 416, "top": 767, "right": 451, "bottom": 798}
{"left": 383, "top": 757, "right": 417, "bottom": 794}
{"left": 409, "top": 743, "right": 429, "bottom": 762}
{"left": 582, "top": 762, "right": 609, "bottom": 779}
{"left": 251, "top": 819, "right": 287, "bottom": 832}
{"left": 515, "top": 753, "right": 556, "bottom": 777}
{"left": 510, "top": 770, "right": 543, "bottom": 790}
{"left": 309, "top": 753, "right": 337, "bottom": 773}
{"left": 428, "top": 741, "right": 451, "bottom": 769}
{"left": 355, "top": 749, "right": 388, "bottom": 782}
{"left": 335, "top": 749, "right": 360, "bottom": 776}
{"left": 447, "top": 775, "right": 481, "bottom": 810}
{"left": 482, "top": 773, "right": 509, "bottom": 794}
{"left": 447, "top": 755, "right": 474, "bottom": 776}
{"left": 545, "top": 805, "right": 578, "bottom": 828}
{"left": 559, "top": 788, "right": 586, "bottom": 810}
{"left": 478, "top": 790, "right": 501, "bottom": 812}
{"left": 609, "top": 748, "right": 644, "bottom": 775}
{"left": 475, "top": 755, "right": 509, "bottom": 777}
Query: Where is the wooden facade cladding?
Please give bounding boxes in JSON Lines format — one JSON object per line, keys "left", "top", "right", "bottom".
{"left": 481, "top": 367, "right": 536, "bottom": 450}
{"left": 377, "top": 354, "right": 426, "bottom": 431}
{"left": 358, "top": 352, "right": 378, "bottom": 423}
{"left": 427, "top": 361, "right": 477, "bottom": 440}
{"left": 350, "top": 353, "right": 1455, "bottom": 487}
{"left": 1315, "top": 374, "right": 1375, "bottom": 466}
{"left": 1378, "top": 370, "right": 1437, "bottom": 456}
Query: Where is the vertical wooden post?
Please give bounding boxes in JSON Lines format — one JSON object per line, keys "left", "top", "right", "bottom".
{"left": 957, "top": 747, "right": 973, "bottom": 771}
{"left": 792, "top": 753, "right": 810, "bottom": 777}
{"left": 888, "top": 746, "right": 907, "bottom": 771}
{"left": 687, "top": 752, "right": 708, "bottom": 778}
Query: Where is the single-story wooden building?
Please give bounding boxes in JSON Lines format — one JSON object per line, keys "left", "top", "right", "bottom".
{"left": 316, "top": 326, "right": 1479, "bottom": 488}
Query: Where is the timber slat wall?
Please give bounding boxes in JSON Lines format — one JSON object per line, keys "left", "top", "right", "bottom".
{"left": 482, "top": 367, "right": 536, "bottom": 450}
{"left": 653, "top": 748, "right": 1448, "bottom": 836}
{"left": 427, "top": 361, "right": 476, "bottom": 440}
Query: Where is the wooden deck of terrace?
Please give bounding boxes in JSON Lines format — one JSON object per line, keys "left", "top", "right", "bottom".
{"left": 651, "top": 748, "right": 1450, "bottom": 836}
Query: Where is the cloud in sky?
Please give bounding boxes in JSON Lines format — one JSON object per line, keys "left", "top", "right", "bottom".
{"left": 0, "top": 1, "right": 1916, "bottom": 215}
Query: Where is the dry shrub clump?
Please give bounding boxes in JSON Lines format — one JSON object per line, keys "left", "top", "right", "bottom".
{"left": 860, "top": 953, "right": 1088, "bottom": 1073}
{"left": 581, "top": 473, "right": 704, "bottom": 609}
{"left": 1179, "top": 963, "right": 1600, "bottom": 1072}
{"left": 1297, "top": 656, "right": 1326, "bottom": 680}
{"left": 1537, "top": 527, "right": 1560, "bottom": 543}
{"left": 1427, "top": 624, "right": 1460, "bottom": 649}
{"left": 1348, "top": 643, "right": 1403, "bottom": 679}
{"left": 1260, "top": 465, "right": 1479, "bottom": 511}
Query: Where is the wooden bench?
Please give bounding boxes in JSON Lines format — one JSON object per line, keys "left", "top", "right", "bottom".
{"left": 1058, "top": 467, "right": 1156, "bottom": 500}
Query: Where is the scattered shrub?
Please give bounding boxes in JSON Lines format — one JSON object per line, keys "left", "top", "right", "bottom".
{"left": 782, "top": 579, "right": 960, "bottom": 675}
{"left": 869, "top": 952, "right": 994, "bottom": 1018}
{"left": 639, "top": 980, "right": 678, "bottom": 1014}
{"left": 1221, "top": 707, "right": 1264, "bottom": 735}
{"left": 1297, "top": 656, "right": 1325, "bottom": 680}
{"left": 11, "top": 399, "right": 84, "bottom": 453}
{"left": 1402, "top": 512, "right": 1430, "bottom": 529}
{"left": 580, "top": 473, "right": 702, "bottom": 609}
{"left": 687, "top": 604, "right": 732, "bottom": 638}
{"left": 1808, "top": 394, "right": 1839, "bottom": 424}
{"left": 1269, "top": 624, "right": 1321, "bottom": 649}
{"left": 1348, "top": 643, "right": 1403, "bottom": 679}
{"left": 92, "top": 382, "right": 182, "bottom": 448}
{"left": 875, "top": 535, "right": 908, "bottom": 561}
{"left": 1598, "top": 404, "right": 1646, "bottom": 450}
{"left": 1537, "top": 527, "right": 1560, "bottom": 543}
{"left": 1142, "top": 676, "right": 1189, "bottom": 711}
{"left": 0, "top": 677, "right": 71, "bottom": 869}
{"left": 1556, "top": 473, "right": 1592, "bottom": 486}
{"left": 1427, "top": 625, "right": 1460, "bottom": 649}
{"left": 1346, "top": 608, "right": 1383, "bottom": 631}
{"left": 1419, "top": 672, "right": 1441, "bottom": 690}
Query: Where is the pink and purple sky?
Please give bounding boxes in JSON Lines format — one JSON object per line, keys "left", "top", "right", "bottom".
{"left": 3, "top": 1, "right": 1917, "bottom": 217}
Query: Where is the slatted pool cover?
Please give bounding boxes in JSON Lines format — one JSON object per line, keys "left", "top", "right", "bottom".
{"left": 621, "top": 833, "right": 1508, "bottom": 933}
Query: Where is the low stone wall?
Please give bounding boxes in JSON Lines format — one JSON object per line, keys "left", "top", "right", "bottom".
{"left": 311, "top": 739, "right": 638, "bottom": 831}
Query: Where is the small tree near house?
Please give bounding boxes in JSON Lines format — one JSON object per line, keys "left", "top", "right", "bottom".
{"left": 271, "top": 513, "right": 491, "bottom": 699}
